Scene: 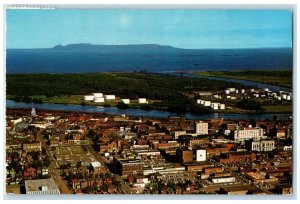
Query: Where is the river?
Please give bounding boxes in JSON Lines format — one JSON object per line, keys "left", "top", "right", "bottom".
{"left": 6, "top": 99, "right": 292, "bottom": 121}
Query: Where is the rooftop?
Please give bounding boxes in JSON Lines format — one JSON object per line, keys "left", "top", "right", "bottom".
{"left": 25, "top": 178, "right": 59, "bottom": 193}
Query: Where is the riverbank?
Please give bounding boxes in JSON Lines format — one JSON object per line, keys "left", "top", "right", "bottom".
{"left": 6, "top": 72, "right": 292, "bottom": 114}
{"left": 193, "top": 70, "right": 292, "bottom": 89}
{"left": 6, "top": 96, "right": 292, "bottom": 114}
{"left": 6, "top": 99, "right": 292, "bottom": 121}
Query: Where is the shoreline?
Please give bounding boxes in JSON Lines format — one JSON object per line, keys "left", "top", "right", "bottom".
{"left": 6, "top": 98, "right": 292, "bottom": 115}
{"left": 192, "top": 70, "right": 292, "bottom": 90}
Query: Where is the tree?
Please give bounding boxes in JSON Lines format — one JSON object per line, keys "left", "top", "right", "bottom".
{"left": 236, "top": 99, "right": 262, "bottom": 111}
{"left": 43, "top": 156, "right": 51, "bottom": 167}
{"left": 117, "top": 101, "right": 129, "bottom": 109}
{"left": 76, "top": 161, "right": 82, "bottom": 169}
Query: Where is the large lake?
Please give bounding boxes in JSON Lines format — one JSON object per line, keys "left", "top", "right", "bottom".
{"left": 6, "top": 99, "right": 292, "bottom": 121}
{"left": 7, "top": 47, "right": 292, "bottom": 74}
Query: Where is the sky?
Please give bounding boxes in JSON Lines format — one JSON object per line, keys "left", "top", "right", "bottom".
{"left": 6, "top": 9, "right": 292, "bottom": 49}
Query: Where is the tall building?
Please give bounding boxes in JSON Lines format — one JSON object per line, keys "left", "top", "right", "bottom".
{"left": 196, "top": 122, "right": 208, "bottom": 135}
{"left": 233, "top": 127, "right": 263, "bottom": 143}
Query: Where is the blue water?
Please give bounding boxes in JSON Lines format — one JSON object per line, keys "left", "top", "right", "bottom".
{"left": 6, "top": 99, "right": 292, "bottom": 121}
{"left": 6, "top": 47, "right": 292, "bottom": 74}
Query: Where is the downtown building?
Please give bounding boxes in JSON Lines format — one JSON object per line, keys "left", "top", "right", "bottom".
{"left": 25, "top": 178, "right": 60, "bottom": 194}
{"left": 196, "top": 121, "right": 208, "bottom": 135}
{"left": 245, "top": 139, "right": 275, "bottom": 152}
{"left": 233, "top": 127, "right": 264, "bottom": 143}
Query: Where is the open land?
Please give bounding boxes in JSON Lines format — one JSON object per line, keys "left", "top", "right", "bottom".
{"left": 194, "top": 70, "right": 292, "bottom": 89}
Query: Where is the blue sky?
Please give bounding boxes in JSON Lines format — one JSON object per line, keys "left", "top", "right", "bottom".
{"left": 6, "top": 9, "right": 292, "bottom": 49}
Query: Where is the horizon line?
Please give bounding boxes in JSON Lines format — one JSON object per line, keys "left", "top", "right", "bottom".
{"left": 6, "top": 43, "right": 293, "bottom": 50}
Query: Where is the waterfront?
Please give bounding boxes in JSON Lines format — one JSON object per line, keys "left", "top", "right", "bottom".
{"left": 6, "top": 99, "right": 292, "bottom": 121}
{"left": 167, "top": 72, "right": 292, "bottom": 92}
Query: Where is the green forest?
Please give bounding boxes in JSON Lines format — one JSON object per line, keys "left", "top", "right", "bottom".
{"left": 6, "top": 72, "right": 249, "bottom": 114}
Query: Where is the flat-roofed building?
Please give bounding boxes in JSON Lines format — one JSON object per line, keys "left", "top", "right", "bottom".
{"left": 173, "top": 130, "right": 187, "bottom": 139}
{"left": 219, "top": 152, "right": 256, "bottom": 163}
{"left": 196, "top": 122, "right": 208, "bottom": 135}
{"left": 233, "top": 127, "right": 263, "bottom": 143}
{"left": 113, "top": 156, "right": 143, "bottom": 177}
{"left": 245, "top": 140, "right": 275, "bottom": 152}
{"left": 220, "top": 186, "right": 248, "bottom": 195}
{"left": 25, "top": 178, "right": 60, "bottom": 194}
{"left": 23, "top": 142, "right": 41, "bottom": 152}
{"left": 210, "top": 176, "right": 236, "bottom": 184}
{"left": 176, "top": 149, "right": 193, "bottom": 163}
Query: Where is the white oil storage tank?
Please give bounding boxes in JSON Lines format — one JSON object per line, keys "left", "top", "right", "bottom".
{"left": 84, "top": 95, "right": 94, "bottom": 101}
{"left": 219, "top": 104, "right": 225, "bottom": 109}
{"left": 138, "top": 98, "right": 147, "bottom": 104}
{"left": 203, "top": 101, "right": 211, "bottom": 107}
{"left": 93, "top": 97, "right": 105, "bottom": 103}
{"left": 121, "top": 99, "right": 130, "bottom": 104}
{"left": 93, "top": 93, "right": 103, "bottom": 98}
{"left": 104, "top": 95, "right": 116, "bottom": 100}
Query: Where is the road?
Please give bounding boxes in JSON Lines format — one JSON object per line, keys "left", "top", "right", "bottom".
{"left": 85, "top": 138, "right": 135, "bottom": 194}
{"left": 38, "top": 131, "right": 72, "bottom": 194}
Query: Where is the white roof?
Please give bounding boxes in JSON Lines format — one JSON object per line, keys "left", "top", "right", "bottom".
{"left": 91, "top": 161, "right": 101, "bottom": 167}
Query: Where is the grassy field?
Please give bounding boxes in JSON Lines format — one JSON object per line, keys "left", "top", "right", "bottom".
{"left": 194, "top": 70, "right": 292, "bottom": 88}
{"left": 262, "top": 104, "right": 292, "bottom": 113}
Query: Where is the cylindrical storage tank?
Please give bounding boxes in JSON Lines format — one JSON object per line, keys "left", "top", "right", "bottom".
{"left": 93, "top": 97, "right": 105, "bottom": 103}
{"left": 121, "top": 99, "right": 130, "bottom": 104}
{"left": 211, "top": 103, "right": 219, "bottom": 110}
{"left": 282, "top": 94, "right": 287, "bottom": 100}
{"left": 84, "top": 95, "right": 94, "bottom": 101}
{"left": 105, "top": 95, "right": 116, "bottom": 100}
{"left": 213, "top": 106, "right": 218, "bottom": 110}
{"left": 138, "top": 98, "right": 147, "bottom": 104}
{"left": 93, "top": 93, "right": 103, "bottom": 98}
{"left": 204, "top": 101, "right": 211, "bottom": 106}
{"left": 229, "top": 88, "right": 236, "bottom": 93}
{"left": 219, "top": 104, "right": 225, "bottom": 109}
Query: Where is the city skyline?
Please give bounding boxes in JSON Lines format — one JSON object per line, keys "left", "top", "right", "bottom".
{"left": 6, "top": 9, "right": 292, "bottom": 49}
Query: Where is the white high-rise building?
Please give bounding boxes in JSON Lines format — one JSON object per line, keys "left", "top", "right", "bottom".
{"left": 233, "top": 127, "right": 264, "bottom": 143}
{"left": 196, "top": 122, "right": 208, "bottom": 135}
